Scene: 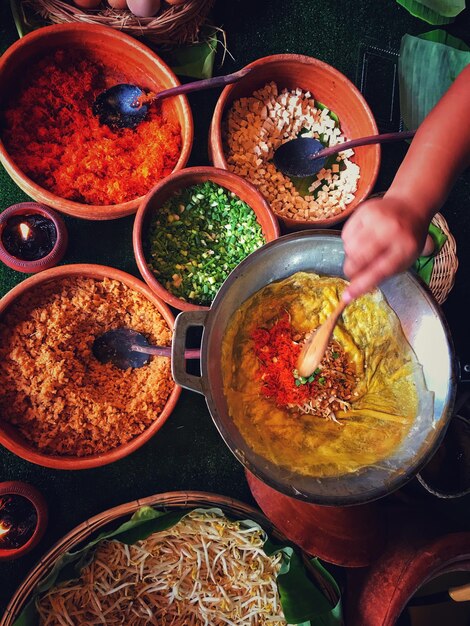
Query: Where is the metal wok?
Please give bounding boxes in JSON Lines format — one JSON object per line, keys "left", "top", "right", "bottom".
{"left": 172, "top": 231, "right": 456, "bottom": 505}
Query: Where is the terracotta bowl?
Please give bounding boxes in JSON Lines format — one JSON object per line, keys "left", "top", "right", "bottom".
{"left": 209, "top": 54, "right": 380, "bottom": 230}
{"left": 0, "top": 24, "right": 193, "bottom": 221}
{"left": 0, "top": 264, "right": 181, "bottom": 470}
{"left": 133, "top": 166, "right": 280, "bottom": 312}
{"left": 0, "top": 202, "right": 68, "bottom": 274}
{"left": 348, "top": 530, "right": 470, "bottom": 626}
{"left": 0, "top": 481, "right": 48, "bottom": 561}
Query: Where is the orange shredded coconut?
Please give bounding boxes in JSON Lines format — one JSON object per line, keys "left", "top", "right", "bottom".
{"left": 2, "top": 50, "right": 182, "bottom": 206}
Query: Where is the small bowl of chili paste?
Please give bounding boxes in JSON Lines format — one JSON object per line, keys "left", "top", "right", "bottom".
{"left": 0, "top": 481, "right": 48, "bottom": 560}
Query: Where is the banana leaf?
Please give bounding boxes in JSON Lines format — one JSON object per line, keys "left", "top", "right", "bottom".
{"left": 13, "top": 506, "right": 342, "bottom": 626}
{"left": 396, "top": 0, "right": 465, "bottom": 24}
{"left": 414, "top": 221, "right": 448, "bottom": 284}
{"left": 399, "top": 30, "right": 470, "bottom": 131}
{"left": 160, "top": 29, "right": 218, "bottom": 80}
{"left": 9, "top": 0, "right": 45, "bottom": 36}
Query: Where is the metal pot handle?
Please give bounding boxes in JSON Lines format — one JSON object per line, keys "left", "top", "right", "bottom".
{"left": 458, "top": 361, "right": 470, "bottom": 384}
{"left": 172, "top": 310, "right": 208, "bottom": 395}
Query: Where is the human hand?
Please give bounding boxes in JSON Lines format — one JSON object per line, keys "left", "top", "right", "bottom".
{"left": 341, "top": 194, "right": 431, "bottom": 302}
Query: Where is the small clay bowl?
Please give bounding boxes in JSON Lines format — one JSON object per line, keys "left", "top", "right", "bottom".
{"left": 0, "top": 264, "right": 181, "bottom": 470}
{"left": 0, "top": 24, "right": 193, "bottom": 221}
{"left": 0, "top": 481, "right": 48, "bottom": 561}
{"left": 0, "top": 202, "right": 68, "bottom": 273}
{"left": 133, "top": 166, "right": 280, "bottom": 312}
{"left": 209, "top": 54, "right": 380, "bottom": 230}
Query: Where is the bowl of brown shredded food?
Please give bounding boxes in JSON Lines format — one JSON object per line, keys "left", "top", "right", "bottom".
{"left": 0, "top": 264, "right": 180, "bottom": 469}
{"left": 0, "top": 24, "right": 192, "bottom": 220}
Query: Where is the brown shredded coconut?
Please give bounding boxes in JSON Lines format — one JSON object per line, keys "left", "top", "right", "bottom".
{"left": 0, "top": 277, "right": 174, "bottom": 457}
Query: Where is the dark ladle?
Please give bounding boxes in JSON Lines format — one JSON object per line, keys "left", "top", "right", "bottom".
{"left": 273, "top": 130, "right": 416, "bottom": 178}
{"left": 92, "top": 328, "right": 200, "bottom": 370}
{"left": 93, "top": 67, "right": 252, "bottom": 130}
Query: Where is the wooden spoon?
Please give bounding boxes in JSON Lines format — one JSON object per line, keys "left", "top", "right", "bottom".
{"left": 296, "top": 300, "right": 347, "bottom": 378}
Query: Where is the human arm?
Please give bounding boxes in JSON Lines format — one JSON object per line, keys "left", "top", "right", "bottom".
{"left": 342, "top": 63, "right": 470, "bottom": 302}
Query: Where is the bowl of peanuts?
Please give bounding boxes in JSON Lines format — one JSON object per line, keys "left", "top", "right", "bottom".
{"left": 209, "top": 54, "right": 380, "bottom": 230}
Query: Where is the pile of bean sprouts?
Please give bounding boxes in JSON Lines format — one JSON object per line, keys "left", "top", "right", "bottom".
{"left": 37, "top": 510, "right": 288, "bottom": 625}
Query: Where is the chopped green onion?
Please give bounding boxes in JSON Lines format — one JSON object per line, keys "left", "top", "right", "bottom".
{"left": 146, "top": 182, "right": 266, "bottom": 306}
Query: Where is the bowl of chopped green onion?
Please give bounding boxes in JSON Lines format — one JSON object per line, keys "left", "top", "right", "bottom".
{"left": 133, "top": 167, "right": 280, "bottom": 310}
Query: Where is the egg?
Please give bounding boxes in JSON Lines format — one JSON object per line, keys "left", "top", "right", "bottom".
{"left": 108, "top": 0, "right": 128, "bottom": 7}
{"left": 165, "top": 0, "right": 188, "bottom": 5}
{"left": 126, "top": 0, "right": 161, "bottom": 16}
{"left": 72, "top": 0, "right": 102, "bottom": 8}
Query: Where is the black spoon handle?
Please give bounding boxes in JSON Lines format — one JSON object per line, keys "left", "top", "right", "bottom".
{"left": 131, "top": 344, "right": 201, "bottom": 359}
{"left": 153, "top": 67, "right": 252, "bottom": 102}
{"left": 311, "top": 129, "right": 417, "bottom": 161}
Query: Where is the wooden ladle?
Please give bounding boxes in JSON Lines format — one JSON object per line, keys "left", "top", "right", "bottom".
{"left": 296, "top": 300, "right": 347, "bottom": 378}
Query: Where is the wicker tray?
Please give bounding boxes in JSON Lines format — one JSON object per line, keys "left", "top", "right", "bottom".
{"left": 428, "top": 212, "right": 458, "bottom": 305}
{"left": 1, "top": 491, "right": 339, "bottom": 625}
{"left": 16, "top": 0, "right": 215, "bottom": 45}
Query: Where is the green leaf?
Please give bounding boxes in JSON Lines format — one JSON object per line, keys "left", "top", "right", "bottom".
{"left": 418, "top": 29, "right": 470, "bottom": 50}
{"left": 263, "top": 538, "right": 341, "bottom": 625}
{"left": 414, "top": 221, "right": 448, "bottom": 284}
{"left": 291, "top": 175, "right": 316, "bottom": 197}
{"left": 399, "top": 30, "right": 470, "bottom": 130}
{"left": 9, "top": 0, "right": 46, "bottom": 37}
{"left": 159, "top": 30, "right": 218, "bottom": 79}
{"left": 396, "top": 0, "right": 465, "bottom": 24}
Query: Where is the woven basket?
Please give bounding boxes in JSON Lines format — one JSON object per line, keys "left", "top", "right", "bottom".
{"left": 428, "top": 212, "right": 458, "bottom": 305}
{"left": 23, "top": 0, "right": 215, "bottom": 45}
{"left": 1, "top": 491, "right": 339, "bottom": 625}
{"left": 368, "top": 194, "right": 458, "bottom": 305}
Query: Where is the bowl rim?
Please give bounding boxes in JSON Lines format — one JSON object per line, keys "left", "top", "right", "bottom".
{"left": 0, "top": 264, "right": 181, "bottom": 469}
{"left": 0, "top": 23, "right": 193, "bottom": 221}
{"left": 133, "top": 165, "right": 281, "bottom": 312}
{"left": 208, "top": 52, "right": 380, "bottom": 229}
{"left": 0, "top": 481, "right": 48, "bottom": 561}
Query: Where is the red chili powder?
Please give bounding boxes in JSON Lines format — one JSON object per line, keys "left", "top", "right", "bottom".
{"left": 2, "top": 50, "right": 182, "bottom": 205}
{"left": 251, "top": 313, "right": 312, "bottom": 407}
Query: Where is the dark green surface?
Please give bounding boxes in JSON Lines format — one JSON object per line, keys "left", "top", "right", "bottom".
{"left": 1, "top": 0, "right": 470, "bottom": 616}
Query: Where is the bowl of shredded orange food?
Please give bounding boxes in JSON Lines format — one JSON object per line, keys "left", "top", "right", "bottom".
{"left": 0, "top": 264, "right": 181, "bottom": 470}
{"left": 0, "top": 24, "right": 192, "bottom": 221}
